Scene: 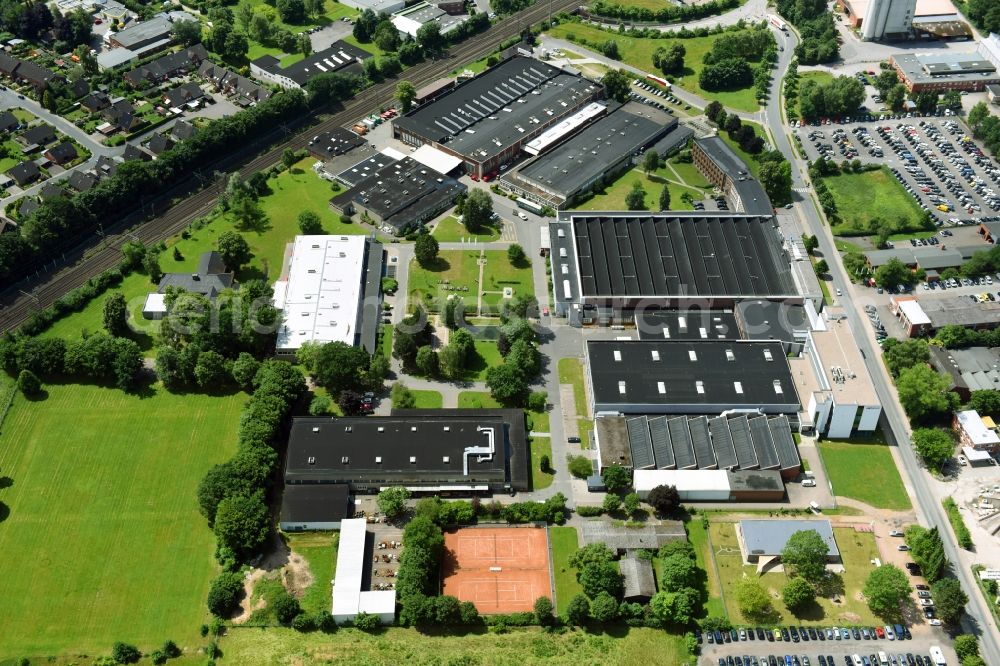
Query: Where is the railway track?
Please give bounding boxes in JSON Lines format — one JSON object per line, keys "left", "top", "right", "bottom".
{"left": 0, "top": 0, "right": 581, "bottom": 334}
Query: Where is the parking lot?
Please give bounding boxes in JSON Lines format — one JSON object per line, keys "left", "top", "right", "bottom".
{"left": 795, "top": 115, "right": 1000, "bottom": 227}
{"left": 701, "top": 625, "right": 956, "bottom": 666}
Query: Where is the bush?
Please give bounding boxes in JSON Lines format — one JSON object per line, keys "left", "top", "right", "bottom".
{"left": 273, "top": 590, "right": 302, "bottom": 624}
{"left": 943, "top": 497, "right": 974, "bottom": 549}
{"left": 292, "top": 613, "right": 316, "bottom": 631}
{"left": 568, "top": 455, "right": 594, "bottom": 479}
{"left": 111, "top": 642, "right": 141, "bottom": 664}
{"left": 354, "top": 612, "right": 381, "bottom": 631}
{"left": 576, "top": 505, "right": 604, "bottom": 517}
{"left": 207, "top": 571, "right": 244, "bottom": 617}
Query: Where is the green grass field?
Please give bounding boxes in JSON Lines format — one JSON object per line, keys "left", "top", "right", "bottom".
{"left": 573, "top": 167, "right": 699, "bottom": 211}
{"left": 818, "top": 440, "right": 911, "bottom": 510}
{"left": 530, "top": 436, "right": 554, "bottom": 490}
{"left": 285, "top": 532, "right": 338, "bottom": 615}
{"left": 711, "top": 522, "right": 881, "bottom": 625}
{"left": 0, "top": 383, "right": 246, "bottom": 658}
{"left": 432, "top": 215, "right": 502, "bottom": 242}
{"left": 546, "top": 23, "right": 761, "bottom": 112}
{"left": 822, "top": 167, "right": 929, "bottom": 236}
{"left": 411, "top": 389, "right": 443, "bottom": 408}
{"left": 215, "top": 624, "right": 688, "bottom": 665}
{"left": 549, "top": 525, "right": 584, "bottom": 616}
{"left": 408, "top": 250, "right": 533, "bottom": 315}
{"left": 666, "top": 159, "right": 713, "bottom": 190}
{"left": 686, "top": 519, "right": 726, "bottom": 618}
{"left": 457, "top": 391, "right": 501, "bottom": 409}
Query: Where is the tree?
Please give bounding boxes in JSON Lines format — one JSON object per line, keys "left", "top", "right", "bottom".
{"left": 507, "top": 244, "right": 526, "bottom": 265}
{"left": 569, "top": 543, "right": 616, "bottom": 569}
{"left": 353, "top": 8, "right": 378, "bottom": 42}
{"left": 814, "top": 259, "right": 829, "bottom": 275}
{"left": 642, "top": 150, "right": 659, "bottom": 174}
{"left": 968, "top": 101, "right": 990, "bottom": 131}
{"left": 602, "top": 465, "right": 631, "bottom": 492}
{"left": 313, "top": 341, "right": 370, "bottom": 394}
{"left": 602, "top": 493, "right": 621, "bottom": 513}
{"left": 781, "top": 529, "right": 831, "bottom": 583}
{"left": 962, "top": 657, "right": 987, "bottom": 666}
{"left": 396, "top": 80, "right": 417, "bottom": 112}
{"left": 276, "top": 0, "right": 305, "bottom": 23}
{"left": 309, "top": 395, "right": 331, "bottom": 415}
{"left": 111, "top": 642, "right": 141, "bottom": 664}
{"left": 566, "top": 593, "right": 590, "bottom": 625}
{"left": 955, "top": 635, "right": 980, "bottom": 661}
{"left": 485, "top": 362, "right": 529, "bottom": 405}
{"left": 759, "top": 158, "right": 792, "bottom": 207}
{"left": 660, "top": 553, "right": 699, "bottom": 591}
{"left": 874, "top": 257, "right": 913, "bottom": 289}
{"left": 102, "top": 292, "right": 128, "bottom": 337}
{"left": 230, "top": 353, "right": 260, "bottom": 391}
{"left": 659, "top": 186, "right": 671, "bottom": 211}
{"left": 217, "top": 231, "right": 252, "bottom": 271}
{"left": 282, "top": 148, "right": 298, "bottom": 170}
{"left": 590, "top": 591, "right": 619, "bottom": 622}
{"left": 375, "top": 21, "right": 401, "bottom": 53}
{"left": 195, "top": 350, "right": 229, "bottom": 389}
{"left": 377, "top": 486, "right": 411, "bottom": 519}
{"left": 391, "top": 382, "right": 416, "bottom": 408}
{"left": 579, "top": 561, "right": 624, "bottom": 599}
{"left": 533, "top": 596, "right": 555, "bottom": 626}
{"left": 622, "top": 492, "right": 641, "bottom": 515}
{"left": 782, "top": 577, "right": 816, "bottom": 613}
{"left": 897, "top": 364, "right": 959, "bottom": 423}
{"left": 143, "top": 252, "right": 163, "bottom": 283}
{"left": 887, "top": 83, "right": 907, "bottom": 112}
{"left": 883, "top": 338, "right": 930, "bottom": 377}
{"left": 601, "top": 69, "right": 631, "bottom": 103}
{"left": 863, "top": 564, "right": 911, "bottom": 619}
{"left": 735, "top": 575, "right": 773, "bottom": 622}
{"left": 911, "top": 428, "right": 955, "bottom": 473}
{"left": 652, "top": 42, "right": 685, "bottom": 75}
{"left": 213, "top": 492, "right": 270, "bottom": 557}
{"left": 439, "top": 327, "right": 473, "bottom": 378}
{"left": 414, "top": 233, "right": 439, "bottom": 268}
{"left": 16, "top": 369, "right": 41, "bottom": 397}
{"left": 273, "top": 590, "right": 301, "bottom": 625}
{"left": 462, "top": 188, "right": 494, "bottom": 233}
{"left": 650, "top": 587, "right": 698, "bottom": 625}
{"left": 646, "top": 484, "right": 680, "bottom": 514}
{"left": 207, "top": 571, "right": 244, "bottom": 616}
{"left": 625, "top": 181, "right": 646, "bottom": 211}
{"left": 803, "top": 234, "right": 819, "bottom": 253}
{"left": 969, "top": 390, "right": 1000, "bottom": 418}
{"left": 931, "top": 577, "right": 968, "bottom": 625}
{"left": 416, "top": 22, "right": 444, "bottom": 53}
{"left": 338, "top": 389, "right": 365, "bottom": 416}
{"left": 415, "top": 345, "right": 438, "bottom": 377}
{"left": 297, "top": 210, "right": 323, "bottom": 235}
{"left": 172, "top": 19, "right": 202, "bottom": 46}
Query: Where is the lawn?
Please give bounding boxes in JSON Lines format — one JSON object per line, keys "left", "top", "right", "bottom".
{"left": 41, "top": 270, "right": 159, "bottom": 347}
{"left": 530, "top": 436, "right": 554, "bottom": 490}
{"left": 285, "top": 531, "right": 339, "bottom": 615}
{"left": 558, "top": 357, "right": 591, "bottom": 447}
{"left": 546, "top": 22, "right": 761, "bottom": 112}
{"left": 0, "top": 382, "right": 246, "bottom": 658}
{"left": 411, "top": 389, "right": 443, "bottom": 408}
{"left": 457, "top": 390, "right": 501, "bottom": 409}
{"left": 432, "top": 215, "right": 501, "bottom": 242}
{"left": 686, "top": 518, "right": 726, "bottom": 618}
{"left": 549, "top": 525, "right": 584, "bottom": 616}
{"left": 821, "top": 167, "right": 929, "bottom": 236}
{"left": 379, "top": 323, "right": 393, "bottom": 359}
{"left": 408, "top": 250, "right": 533, "bottom": 315}
{"left": 710, "top": 522, "right": 881, "bottom": 626}
{"left": 666, "top": 159, "right": 713, "bottom": 190}
{"left": 817, "top": 440, "right": 912, "bottom": 511}
{"left": 214, "top": 625, "right": 688, "bottom": 665}
{"left": 572, "top": 167, "right": 700, "bottom": 211}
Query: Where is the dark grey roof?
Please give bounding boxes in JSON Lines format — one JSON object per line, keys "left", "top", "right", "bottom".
{"left": 581, "top": 520, "right": 685, "bottom": 550}
{"left": 163, "top": 81, "right": 204, "bottom": 108}
{"left": 648, "top": 415, "right": 673, "bottom": 469}
{"left": 157, "top": 251, "right": 234, "bottom": 297}
{"left": 280, "top": 483, "right": 351, "bottom": 524}
{"left": 740, "top": 519, "right": 839, "bottom": 557}
{"left": 393, "top": 56, "right": 601, "bottom": 163}
{"left": 0, "top": 111, "right": 17, "bottom": 132}
{"left": 124, "top": 44, "right": 209, "bottom": 86}
{"left": 146, "top": 133, "right": 173, "bottom": 155}
{"left": 357, "top": 238, "right": 384, "bottom": 355}
{"left": 748, "top": 415, "right": 780, "bottom": 470}
{"left": 334, "top": 152, "right": 399, "bottom": 187}
{"left": 196, "top": 251, "right": 227, "bottom": 275}
{"left": 620, "top": 556, "right": 656, "bottom": 601}
{"left": 564, "top": 213, "right": 796, "bottom": 299}
{"left": 694, "top": 136, "right": 773, "bottom": 215}
{"left": 18, "top": 198, "right": 39, "bottom": 219}
{"left": 627, "top": 416, "right": 654, "bottom": 470}
{"left": 111, "top": 15, "right": 173, "bottom": 50}
{"left": 668, "top": 416, "right": 696, "bottom": 470}
{"left": 7, "top": 160, "right": 39, "bottom": 185}
{"left": 587, "top": 339, "right": 798, "bottom": 409}
{"left": 768, "top": 415, "right": 801, "bottom": 472}
{"left": 39, "top": 182, "right": 67, "bottom": 201}
{"left": 929, "top": 345, "right": 1000, "bottom": 393}
{"left": 735, "top": 300, "right": 810, "bottom": 343}
{"left": 44, "top": 141, "right": 78, "bottom": 164}
{"left": 709, "top": 416, "right": 738, "bottom": 469}
{"left": 728, "top": 469, "right": 784, "bottom": 492}
{"left": 170, "top": 119, "right": 196, "bottom": 141}
{"left": 81, "top": 91, "right": 111, "bottom": 112}
{"left": 307, "top": 128, "right": 367, "bottom": 160}
{"left": 729, "top": 415, "right": 757, "bottom": 469}
{"left": 689, "top": 416, "right": 715, "bottom": 469}
{"left": 511, "top": 103, "right": 678, "bottom": 200}
{"left": 251, "top": 41, "right": 369, "bottom": 87}
{"left": 20, "top": 124, "right": 56, "bottom": 147}
{"left": 68, "top": 170, "right": 97, "bottom": 192}
{"left": 635, "top": 310, "right": 740, "bottom": 340}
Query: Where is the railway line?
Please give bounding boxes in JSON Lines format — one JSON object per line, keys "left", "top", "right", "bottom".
{"left": 0, "top": 0, "right": 581, "bottom": 334}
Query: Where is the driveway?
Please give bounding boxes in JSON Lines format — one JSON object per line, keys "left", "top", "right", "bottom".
{"left": 311, "top": 22, "right": 355, "bottom": 51}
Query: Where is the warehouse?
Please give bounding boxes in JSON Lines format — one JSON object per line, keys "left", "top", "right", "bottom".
{"left": 549, "top": 212, "right": 799, "bottom": 326}
{"left": 272, "top": 235, "right": 383, "bottom": 357}
{"left": 251, "top": 41, "right": 369, "bottom": 89}
{"left": 586, "top": 339, "right": 800, "bottom": 416}
{"left": 391, "top": 2, "right": 470, "bottom": 39}
{"left": 283, "top": 409, "right": 529, "bottom": 493}
{"left": 633, "top": 468, "right": 786, "bottom": 501}
{"left": 635, "top": 310, "right": 740, "bottom": 341}
{"left": 307, "top": 128, "right": 367, "bottom": 161}
{"left": 392, "top": 56, "right": 603, "bottom": 177}
{"left": 891, "top": 296, "right": 1000, "bottom": 333}
{"left": 890, "top": 51, "right": 1000, "bottom": 92}
{"left": 279, "top": 484, "right": 351, "bottom": 531}
{"left": 737, "top": 519, "right": 840, "bottom": 568}
{"left": 928, "top": 345, "right": 1000, "bottom": 401}
{"left": 500, "top": 103, "right": 691, "bottom": 209}
{"left": 329, "top": 156, "right": 466, "bottom": 235}
{"left": 594, "top": 412, "right": 801, "bottom": 480}
{"left": 332, "top": 518, "right": 397, "bottom": 624}
{"left": 692, "top": 137, "right": 773, "bottom": 215}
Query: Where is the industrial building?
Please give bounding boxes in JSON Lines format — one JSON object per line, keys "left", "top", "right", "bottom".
{"left": 329, "top": 155, "right": 466, "bottom": 235}
{"left": 283, "top": 409, "right": 529, "bottom": 493}
{"left": 549, "top": 212, "right": 799, "bottom": 326}
{"left": 391, "top": 2, "right": 469, "bottom": 39}
{"left": 595, "top": 412, "right": 801, "bottom": 479}
{"left": 955, "top": 409, "right": 1000, "bottom": 453}
{"left": 500, "top": 103, "right": 691, "bottom": 209}
{"left": 338, "top": 0, "right": 405, "bottom": 13}
{"left": 928, "top": 345, "right": 1000, "bottom": 401}
{"left": 392, "top": 56, "right": 603, "bottom": 177}
{"left": 890, "top": 51, "right": 1000, "bottom": 92}
{"left": 306, "top": 128, "right": 367, "bottom": 161}
{"left": 837, "top": 0, "right": 971, "bottom": 40}
{"left": 107, "top": 14, "right": 184, "bottom": 55}
{"left": 635, "top": 310, "right": 741, "bottom": 341}
{"left": 272, "top": 235, "right": 383, "bottom": 357}
{"left": 279, "top": 484, "right": 351, "bottom": 531}
{"left": 735, "top": 300, "right": 813, "bottom": 354}
{"left": 633, "top": 469, "right": 787, "bottom": 502}
{"left": 250, "top": 41, "right": 369, "bottom": 89}
{"left": 332, "top": 518, "right": 396, "bottom": 624}
{"left": 891, "top": 295, "right": 1000, "bottom": 334}
{"left": 737, "top": 519, "right": 840, "bottom": 568}
{"left": 586, "top": 339, "right": 800, "bottom": 416}
{"left": 692, "top": 137, "right": 773, "bottom": 215}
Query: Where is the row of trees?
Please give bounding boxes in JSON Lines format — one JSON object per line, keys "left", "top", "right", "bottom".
{"left": 904, "top": 526, "right": 969, "bottom": 626}
{"left": 969, "top": 101, "right": 1000, "bottom": 157}
{"left": 587, "top": 0, "right": 741, "bottom": 24}
{"left": 775, "top": 0, "right": 838, "bottom": 64}
{"left": 0, "top": 331, "right": 143, "bottom": 392}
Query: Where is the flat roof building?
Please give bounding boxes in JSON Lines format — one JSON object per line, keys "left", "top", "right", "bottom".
{"left": 392, "top": 56, "right": 603, "bottom": 177}
{"left": 272, "top": 235, "right": 383, "bottom": 356}
{"left": 108, "top": 15, "right": 181, "bottom": 54}
{"left": 955, "top": 409, "right": 1000, "bottom": 452}
{"left": 391, "top": 2, "right": 470, "bottom": 39}
{"left": 737, "top": 519, "right": 840, "bottom": 565}
{"left": 280, "top": 483, "right": 351, "bottom": 531}
{"left": 692, "top": 137, "right": 773, "bottom": 215}
{"left": 284, "top": 409, "right": 529, "bottom": 493}
{"left": 550, "top": 212, "right": 799, "bottom": 325}
{"left": 891, "top": 51, "right": 1000, "bottom": 92}
{"left": 633, "top": 468, "right": 786, "bottom": 501}
{"left": 586, "top": 339, "right": 799, "bottom": 415}
{"left": 306, "top": 128, "right": 367, "bottom": 161}
{"left": 635, "top": 310, "right": 741, "bottom": 341}
{"left": 251, "top": 41, "right": 369, "bottom": 89}
{"left": 332, "top": 518, "right": 396, "bottom": 624}
{"left": 501, "top": 103, "right": 690, "bottom": 209}
{"left": 894, "top": 296, "right": 1000, "bottom": 332}
{"left": 338, "top": 0, "right": 406, "bottom": 13}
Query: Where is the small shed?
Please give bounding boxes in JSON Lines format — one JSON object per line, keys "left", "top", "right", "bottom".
{"left": 620, "top": 555, "right": 656, "bottom": 603}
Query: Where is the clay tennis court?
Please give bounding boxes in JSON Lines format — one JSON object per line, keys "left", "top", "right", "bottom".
{"left": 441, "top": 527, "right": 552, "bottom": 614}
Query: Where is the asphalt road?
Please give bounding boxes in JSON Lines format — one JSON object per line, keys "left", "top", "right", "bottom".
{"left": 769, "top": 24, "right": 1000, "bottom": 665}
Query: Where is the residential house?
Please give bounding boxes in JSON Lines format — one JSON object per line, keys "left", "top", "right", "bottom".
{"left": 198, "top": 61, "right": 271, "bottom": 105}
{"left": 44, "top": 141, "right": 78, "bottom": 166}
{"left": 123, "top": 43, "right": 209, "bottom": 88}
{"left": 68, "top": 170, "right": 97, "bottom": 192}
{"left": 81, "top": 91, "right": 111, "bottom": 113}
{"left": 18, "top": 198, "right": 39, "bottom": 219}
{"left": 123, "top": 143, "right": 152, "bottom": 161}
{"left": 163, "top": 81, "right": 204, "bottom": 109}
{"left": 17, "top": 124, "right": 57, "bottom": 150}
{"left": 95, "top": 155, "right": 119, "bottom": 177}
{"left": 0, "top": 53, "right": 62, "bottom": 92}
{"left": 102, "top": 99, "right": 145, "bottom": 133}
{"left": 39, "top": 182, "right": 67, "bottom": 201}
{"left": 142, "top": 250, "right": 236, "bottom": 319}
{"left": 146, "top": 133, "right": 173, "bottom": 156}
{"left": 170, "top": 119, "right": 196, "bottom": 141}
{"left": 69, "top": 78, "right": 90, "bottom": 99}
{"left": 0, "top": 111, "right": 18, "bottom": 133}
{"left": 7, "top": 160, "right": 40, "bottom": 187}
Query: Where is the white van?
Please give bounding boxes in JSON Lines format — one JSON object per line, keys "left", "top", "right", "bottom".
{"left": 878, "top": 652, "right": 889, "bottom": 666}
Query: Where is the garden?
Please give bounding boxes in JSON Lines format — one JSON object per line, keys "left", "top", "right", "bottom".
{"left": 407, "top": 249, "right": 534, "bottom": 316}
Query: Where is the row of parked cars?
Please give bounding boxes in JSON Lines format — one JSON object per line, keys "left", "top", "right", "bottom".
{"left": 706, "top": 624, "right": 912, "bottom": 645}
{"left": 630, "top": 80, "right": 690, "bottom": 112}
{"left": 864, "top": 305, "right": 888, "bottom": 342}
{"left": 718, "top": 654, "right": 940, "bottom": 666}
{"left": 791, "top": 107, "right": 957, "bottom": 129}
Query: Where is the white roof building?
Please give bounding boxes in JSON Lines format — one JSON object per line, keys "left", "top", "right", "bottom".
{"left": 332, "top": 519, "right": 396, "bottom": 624}
{"left": 273, "top": 235, "right": 383, "bottom": 356}
{"left": 634, "top": 469, "right": 731, "bottom": 501}
{"left": 956, "top": 409, "right": 1000, "bottom": 450}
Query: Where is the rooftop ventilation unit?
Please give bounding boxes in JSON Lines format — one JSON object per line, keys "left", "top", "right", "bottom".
{"left": 341, "top": 456, "right": 350, "bottom": 464}
{"left": 308, "top": 456, "right": 316, "bottom": 465}
{"left": 409, "top": 456, "right": 417, "bottom": 463}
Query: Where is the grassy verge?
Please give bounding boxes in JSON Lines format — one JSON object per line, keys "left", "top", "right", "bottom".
{"left": 817, "top": 440, "right": 911, "bottom": 511}
{"left": 0, "top": 383, "right": 246, "bottom": 658}
{"left": 457, "top": 391, "right": 501, "bottom": 409}
{"left": 411, "top": 389, "right": 443, "bottom": 409}
{"left": 432, "top": 215, "right": 501, "bottom": 242}
{"left": 285, "top": 531, "right": 339, "bottom": 615}
{"left": 687, "top": 518, "right": 726, "bottom": 618}
{"left": 557, "top": 358, "right": 588, "bottom": 418}
{"left": 530, "top": 436, "right": 554, "bottom": 490}
{"left": 822, "top": 167, "right": 929, "bottom": 236}
{"left": 971, "top": 565, "right": 1000, "bottom": 631}
{"left": 549, "top": 525, "right": 583, "bottom": 616}
{"left": 943, "top": 497, "right": 974, "bottom": 549}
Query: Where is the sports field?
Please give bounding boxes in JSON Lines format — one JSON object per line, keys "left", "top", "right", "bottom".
{"left": 0, "top": 383, "right": 246, "bottom": 658}
{"left": 441, "top": 527, "right": 552, "bottom": 614}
